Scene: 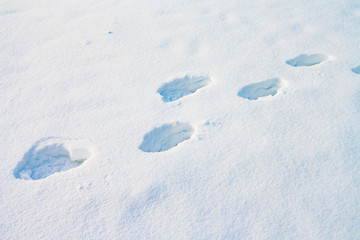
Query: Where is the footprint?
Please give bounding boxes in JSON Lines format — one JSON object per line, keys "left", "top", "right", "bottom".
{"left": 352, "top": 65, "right": 360, "bottom": 74}
{"left": 286, "top": 54, "right": 328, "bottom": 67}
{"left": 157, "top": 73, "right": 211, "bottom": 102}
{"left": 139, "top": 122, "right": 194, "bottom": 152}
{"left": 14, "top": 137, "right": 93, "bottom": 180}
{"left": 238, "top": 78, "right": 285, "bottom": 100}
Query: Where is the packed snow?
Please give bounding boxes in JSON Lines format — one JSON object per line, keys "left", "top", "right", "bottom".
{"left": 286, "top": 53, "right": 329, "bottom": 67}
{"left": 352, "top": 65, "right": 360, "bottom": 74}
{"left": 1, "top": 0, "right": 360, "bottom": 239}
{"left": 14, "top": 137, "right": 93, "bottom": 180}
{"left": 238, "top": 78, "right": 285, "bottom": 100}
{"left": 139, "top": 122, "right": 194, "bottom": 152}
{"left": 157, "top": 73, "right": 211, "bottom": 102}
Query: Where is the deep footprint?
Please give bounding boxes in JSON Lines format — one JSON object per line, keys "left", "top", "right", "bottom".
{"left": 238, "top": 78, "right": 284, "bottom": 100}
{"left": 286, "top": 54, "right": 328, "bottom": 67}
{"left": 352, "top": 65, "right": 360, "bottom": 74}
{"left": 14, "top": 137, "right": 93, "bottom": 180}
{"left": 157, "top": 73, "right": 211, "bottom": 102}
{"left": 139, "top": 122, "right": 194, "bottom": 152}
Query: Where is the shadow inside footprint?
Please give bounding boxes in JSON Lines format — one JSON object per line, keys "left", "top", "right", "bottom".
{"left": 352, "top": 65, "right": 360, "bottom": 74}
{"left": 157, "top": 73, "right": 211, "bottom": 102}
{"left": 139, "top": 122, "right": 194, "bottom": 152}
{"left": 238, "top": 78, "right": 284, "bottom": 100}
{"left": 14, "top": 137, "right": 93, "bottom": 180}
{"left": 286, "top": 54, "right": 328, "bottom": 67}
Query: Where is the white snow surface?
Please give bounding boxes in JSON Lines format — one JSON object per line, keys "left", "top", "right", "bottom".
{"left": 1, "top": 0, "right": 360, "bottom": 239}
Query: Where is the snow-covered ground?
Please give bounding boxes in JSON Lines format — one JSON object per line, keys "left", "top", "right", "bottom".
{"left": 1, "top": 0, "right": 360, "bottom": 239}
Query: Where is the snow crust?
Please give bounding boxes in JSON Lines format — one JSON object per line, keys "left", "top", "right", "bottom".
{"left": 1, "top": 0, "right": 360, "bottom": 239}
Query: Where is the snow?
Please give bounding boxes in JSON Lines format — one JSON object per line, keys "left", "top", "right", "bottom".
{"left": 237, "top": 78, "right": 285, "bottom": 100}
{"left": 14, "top": 137, "right": 93, "bottom": 180}
{"left": 139, "top": 122, "right": 194, "bottom": 152}
{"left": 1, "top": 0, "right": 360, "bottom": 239}
{"left": 352, "top": 65, "right": 360, "bottom": 74}
{"left": 157, "top": 73, "right": 211, "bottom": 102}
{"left": 286, "top": 54, "right": 329, "bottom": 67}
